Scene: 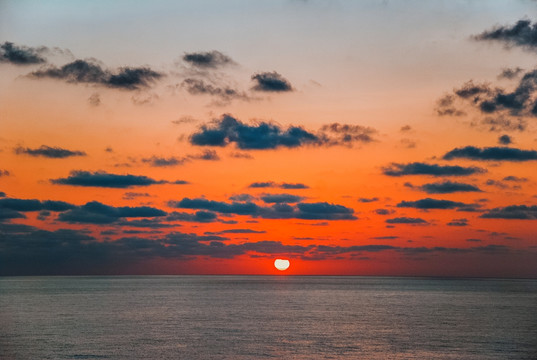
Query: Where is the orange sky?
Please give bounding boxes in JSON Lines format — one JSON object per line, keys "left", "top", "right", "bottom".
{"left": 1, "top": 1, "right": 536, "bottom": 276}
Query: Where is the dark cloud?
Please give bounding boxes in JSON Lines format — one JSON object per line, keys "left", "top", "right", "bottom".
{"left": 165, "top": 211, "right": 219, "bottom": 223}
{"left": 182, "top": 51, "right": 235, "bottom": 68}
{"left": 0, "top": 41, "right": 47, "bottom": 65}
{"left": 0, "top": 198, "right": 75, "bottom": 212}
{"left": 190, "top": 114, "right": 377, "bottom": 150}
{"left": 419, "top": 181, "right": 482, "bottom": 194}
{"left": 503, "top": 175, "right": 528, "bottom": 182}
{"left": 386, "top": 217, "right": 428, "bottom": 224}
{"left": 443, "top": 146, "right": 537, "bottom": 161}
{"left": 295, "top": 202, "right": 356, "bottom": 220}
{"left": 473, "top": 19, "right": 537, "bottom": 51}
{"left": 229, "top": 151, "right": 253, "bottom": 159}
{"left": 260, "top": 194, "right": 303, "bottom": 203}
{"left": 0, "top": 221, "right": 524, "bottom": 275}
{"left": 57, "top": 201, "right": 167, "bottom": 224}
{"left": 358, "top": 197, "right": 379, "bottom": 203}
{"left": 248, "top": 181, "right": 309, "bottom": 189}
{"left": 397, "top": 198, "right": 468, "bottom": 210}
{"left": 318, "top": 123, "right": 378, "bottom": 145}
{"left": 169, "top": 197, "right": 356, "bottom": 220}
{"left": 170, "top": 198, "right": 260, "bottom": 215}
{"left": 370, "top": 236, "right": 399, "bottom": 240}
{"left": 251, "top": 71, "right": 293, "bottom": 92}
{"left": 51, "top": 170, "right": 169, "bottom": 188}
{"left": 447, "top": 218, "right": 469, "bottom": 226}
{"left": 485, "top": 179, "right": 508, "bottom": 189}
{"left": 0, "top": 170, "right": 10, "bottom": 177}
{"left": 435, "top": 95, "right": 466, "bottom": 117}
{"left": 205, "top": 229, "right": 266, "bottom": 235}
{"left": 188, "top": 149, "right": 220, "bottom": 161}
{"left": 0, "top": 208, "right": 26, "bottom": 220}
{"left": 281, "top": 182, "right": 309, "bottom": 189}
{"left": 142, "top": 156, "right": 185, "bottom": 167}
{"left": 498, "top": 134, "right": 512, "bottom": 145}
{"left": 123, "top": 192, "right": 151, "bottom": 200}
{"left": 437, "top": 68, "right": 537, "bottom": 126}
{"left": 400, "top": 125, "right": 412, "bottom": 132}
{"left": 0, "top": 192, "right": 5, "bottom": 197}
{"left": 14, "top": 145, "right": 86, "bottom": 158}
{"left": 375, "top": 208, "right": 393, "bottom": 215}
{"left": 382, "top": 162, "right": 485, "bottom": 177}
{"left": 480, "top": 205, "right": 537, "bottom": 220}
{"left": 498, "top": 67, "right": 524, "bottom": 80}
{"left": 190, "top": 114, "right": 318, "bottom": 149}
{"left": 31, "top": 59, "right": 162, "bottom": 90}
{"left": 181, "top": 78, "right": 249, "bottom": 103}
{"left": 248, "top": 181, "right": 275, "bottom": 188}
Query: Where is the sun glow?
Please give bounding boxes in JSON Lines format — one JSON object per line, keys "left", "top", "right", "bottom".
{"left": 274, "top": 259, "right": 290, "bottom": 271}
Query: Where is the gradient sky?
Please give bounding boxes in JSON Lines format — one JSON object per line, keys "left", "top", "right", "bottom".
{"left": 1, "top": 0, "right": 537, "bottom": 276}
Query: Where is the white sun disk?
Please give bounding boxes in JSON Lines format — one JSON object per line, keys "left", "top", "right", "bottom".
{"left": 274, "top": 259, "right": 290, "bottom": 271}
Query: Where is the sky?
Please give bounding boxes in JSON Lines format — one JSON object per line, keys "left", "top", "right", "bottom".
{"left": 1, "top": 0, "right": 537, "bottom": 277}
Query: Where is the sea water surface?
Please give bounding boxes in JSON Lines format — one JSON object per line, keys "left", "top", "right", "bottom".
{"left": 1, "top": 276, "right": 536, "bottom": 359}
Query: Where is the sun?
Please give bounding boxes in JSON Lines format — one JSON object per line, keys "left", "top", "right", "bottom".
{"left": 274, "top": 259, "right": 290, "bottom": 271}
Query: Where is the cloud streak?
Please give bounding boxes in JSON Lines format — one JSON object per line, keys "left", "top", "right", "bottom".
{"left": 31, "top": 59, "right": 163, "bottom": 90}
{"left": 443, "top": 146, "right": 537, "bottom": 161}
{"left": 14, "top": 145, "right": 86, "bottom": 158}
{"left": 382, "top": 162, "right": 485, "bottom": 177}
{"left": 51, "top": 171, "right": 177, "bottom": 188}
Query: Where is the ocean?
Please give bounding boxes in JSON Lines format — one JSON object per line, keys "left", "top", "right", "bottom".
{"left": 1, "top": 276, "right": 536, "bottom": 359}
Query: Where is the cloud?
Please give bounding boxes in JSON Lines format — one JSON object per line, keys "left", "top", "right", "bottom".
{"left": 358, "top": 197, "right": 379, "bottom": 203}
{"left": 0, "top": 170, "right": 10, "bottom": 177}
{"left": 251, "top": 71, "right": 293, "bottom": 92}
{"left": 281, "top": 182, "right": 309, "bottom": 189}
{"left": 480, "top": 205, "right": 537, "bottom": 220}
{"left": 182, "top": 51, "right": 235, "bottom": 68}
{"left": 181, "top": 78, "right": 249, "bottom": 103}
{"left": 0, "top": 198, "right": 75, "bottom": 212}
{"left": 419, "top": 181, "right": 482, "bottom": 194}
{"left": 498, "top": 67, "right": 524, "bottom": 80}
{"left": 142, "top": 156, "right": 185, "bottom": 167}
{"left": 170, "top": 198, "right": 259, "bottom": 215}
{"left": 0, "top": 41, "right": 47, "bottom": 65}
{"left": 447, "top": 218, "right": 469, "bottom": 226}
{"left": 437, "top": 68, "right": 537, "bottom": 126}
{"left": 165, "top": 211, "right": 219, "bottom": 223}
{"left": 57, "top": 201, "right": 167, "bottom": 224}
{"left": 14, "top": 145, "right": 86, "bottom": 158}
{"left": 498, "top": 134, "right": 512, "bottom": 145}
{"left": 370, "top": 236, "right": 399, "bottom": 240}
{"left": 443, "top": 146, "right": 537, "bottom": 161}
{"left": 260, "top": 194, "right": 304, "bottom": 203}
{"left": 51, "top": 170, "right": 170, "bottom": 188}
{"left": 318, "top": 123, "right": 378, "bottom": 145}
{"left": 31, "top": 59, "right": 162, "bottom": 90}
{"left": 190, "top": 114, "right": 377, "bottom": 150}
{"left": 188, "top": 149, "right": 220, "bottom": 161}
{"left": 473, "top": 19, "right": 537, "bottom": 51}
{"left": 205, "top": 229, "right": 266, "bottom": 235}
{"left": 0, "top": 208, "right": 26, "bottom": 220}
{"left": 375, "top": 208, "right": 393, "bottom": 215}
{"left": 190, "top": 114, "right": 318, "bottom": 149}
{"left": 249, "top": 182, "right": 276, "bottom": 188}
{"left": 503, "top": 175, "right": 528, "bottom": 182}
{"left": 169, "top": 197, "right": 356, "bottom": 220}
{"left": 386, "top": 217, "right": 428, "bottom": 224}
{"left": 0, "top": 192, "right": 5, "bottom": 197}
{"left": 250, "top": 181, "right": 309, "bottom": 189}
{"left": 382, "top": 162, "right": 485, "bottom": 177}
{"left": 397, "top": 198, "right": 468, "bottom": 210}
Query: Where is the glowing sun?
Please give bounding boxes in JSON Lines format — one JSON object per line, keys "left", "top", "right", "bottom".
{"left": 274, "top": 259, "right": 290, "bottom": 271}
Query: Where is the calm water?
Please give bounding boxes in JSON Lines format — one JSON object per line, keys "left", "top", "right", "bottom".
{"left": 1, "top": 276, "right": 536, "bottom": 359}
